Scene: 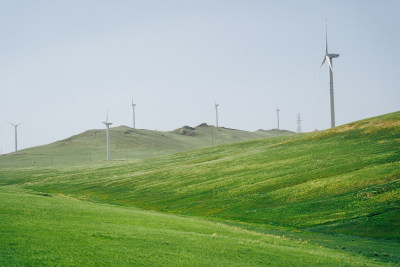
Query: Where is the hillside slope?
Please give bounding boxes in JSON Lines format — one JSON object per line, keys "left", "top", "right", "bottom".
{"left": 1, "top": 111, "right": 399, "bottom": 265}
{"left": 0, "top": 124, "right": 293, "bottom": 167}
{"left": 1, "top": 187, "right": 380, "bottom": 266}
{"left": 19, "top": 111, "right": 400, "bottom": 241}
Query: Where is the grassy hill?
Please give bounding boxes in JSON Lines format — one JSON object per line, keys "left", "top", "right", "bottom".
{"left": 21, "top": 111, "right": 399, "bottom": 237}
{"left": 0, "top": 187, "right": 381, "bottom": 266}
{"left": 0, "top": 111, "right": 399, "bottom": 265}
{"left": 0, "top": 124, "right": 293, "bottom": 168}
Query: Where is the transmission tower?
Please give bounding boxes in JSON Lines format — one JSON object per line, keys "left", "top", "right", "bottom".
{"left": 296, "top": 113, "right": 302, "bottom": 133}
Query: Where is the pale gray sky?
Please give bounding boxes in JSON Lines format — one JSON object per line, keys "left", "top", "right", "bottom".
{"left": 1, "top": 0, "right": 399, "bottom": 153}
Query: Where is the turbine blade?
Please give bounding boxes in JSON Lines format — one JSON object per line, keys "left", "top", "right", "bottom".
{"left": 313, "top": 56, "right": 326, "bottom": 79}
{"left": 326, "top": 56, "right": 334, "bottom": 73}
{"left": 319, "top": 56, "right": 326, "bottom": 69}
{"left": 325, "top": 14, "right": 328, "bottom": 55}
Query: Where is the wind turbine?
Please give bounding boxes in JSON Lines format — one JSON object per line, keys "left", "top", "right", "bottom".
{"left": 215, "top": 103, "right": 219, "bottom": 127}
{"left": 131, "top": 98, "right": 137, "bottom": 129}
{"left": 9, "top": 122, "right": 21, "bottom": 154}
{"left": 102, "top": 112, "right": 112, "bottom": 161}
{"left": 276, "top": 107, "right": 280, "bottom": 130}
{"left": 315, "top": 16, "right": 339, "bottom": 128}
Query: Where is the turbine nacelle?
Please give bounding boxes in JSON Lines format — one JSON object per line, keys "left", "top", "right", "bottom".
{"left": 327, "top": 53, "right": 339, "bottom": 58}
{"left": 316, "top": 52, "right": 339, "bottom": 76}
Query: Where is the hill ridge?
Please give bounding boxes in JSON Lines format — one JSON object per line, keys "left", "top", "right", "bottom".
{"left": 0, "top": 124, "right": 294, "bottom": 167}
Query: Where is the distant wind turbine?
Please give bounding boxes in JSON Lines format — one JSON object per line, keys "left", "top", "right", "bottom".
{"left": 9, "top": 122, "right": 21, "bottom": 154}
{"left": 131, "top": 98, "right": 137, "bottom": 129}
{"left": 215, "top": 103, "right": 219, "bottom": 127}
{"left": 276, "top": 107, "right": 280, "bottom": 130}
{"left": 102, "top": 111, "right": 112, "bottom": 161}
{"left": 314, "top": 16, "right": 340, "bottom": 128}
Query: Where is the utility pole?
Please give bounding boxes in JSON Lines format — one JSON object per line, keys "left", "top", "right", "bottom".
{"left": 215, "top": 103, "right": 219, "bottom": 127}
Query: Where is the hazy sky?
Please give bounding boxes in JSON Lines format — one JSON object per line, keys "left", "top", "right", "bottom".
{"left": 1, "top": 0, "right": 399, "bottom": 153}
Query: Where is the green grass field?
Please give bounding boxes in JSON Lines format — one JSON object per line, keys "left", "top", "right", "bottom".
{"left": 0, "top": 124, "right": 292, "bottom": 168}
{"left": 0, "top": 112, "right": 399, "bottom": 266}
{"left": 1, "top": 186, "right": 384, "bottom": 266}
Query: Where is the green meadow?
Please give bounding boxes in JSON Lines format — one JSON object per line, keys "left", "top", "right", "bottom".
{"left": 0, "top": 111, "right": 399, "bottom": 266}
{"left": 1, "top": 187, "right": 383, "bottom": 266}
{"left": 0, "top": 124, "right": 292, "bottom": 168}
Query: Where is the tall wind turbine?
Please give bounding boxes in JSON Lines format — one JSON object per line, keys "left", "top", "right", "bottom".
{"left": 9, "top": 122, "right": 21, "bottom": 154}
{"left": 102, "top": 112, "right": 112, "bottom": 161}
{"left": 215, "top": 103, "right": 219, "bottom": 127}
{"left": 131, "top": 98, "right": 137, "bottom": 129}
{"left": 276, "top": 107, "right": 280, "bottom": 130}
{"left": 315, "top": 16, "right": 339, "bottom": 128}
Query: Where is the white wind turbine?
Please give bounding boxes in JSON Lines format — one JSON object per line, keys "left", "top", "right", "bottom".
{"left": 276, "top": 106, "right": 280, "bottom": 130}
{"left": 102, "top": 111, "right": 112, "bottom": 161}
{"left": 9, "top": 122, "right": 21, "bottom": 154}
{"left": 314, "top": 16, "right": 340, "bottom": 128}
{"left": 131, "top": 98, "right": 137, "bottom": 129}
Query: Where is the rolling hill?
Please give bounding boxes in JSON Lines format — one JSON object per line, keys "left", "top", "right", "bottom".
{"left": 0, "top": 111, "right": 399, "bottom": 265}
{"left": 0, "top": 187, "right": 381, "bottom": 266}
{"left": 0, "top": 124, "right": 293, "bottom": 168}
{"left": 21, "top": 111, "right": 399, "bottom": 238}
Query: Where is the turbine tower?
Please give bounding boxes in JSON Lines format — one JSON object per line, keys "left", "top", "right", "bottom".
{"left": 102, "top": 112, "right": 112, "bottom": 161}
{"left": 276, "top": 107, "right": 280, "bottom": 130}
{"left": 316, "top": 16, "right": 339, "bottom": 128}
{"left": 131, "top": 98, "right": 137, "bottom": 129}
{"left": 9, "top": 122, "right": 21, "bottom": 154}
{"left": 296, "top": 113, "right": 302, "bottom": 133}
{"left": 215, "top": 103, "right": 219, "bottom": 127}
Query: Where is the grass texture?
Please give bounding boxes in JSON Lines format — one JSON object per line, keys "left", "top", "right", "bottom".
{"left": 0, "top": 111, "right": 399, "bottom": 265}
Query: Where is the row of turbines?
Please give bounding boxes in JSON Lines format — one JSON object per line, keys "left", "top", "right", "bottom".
{"left": 103, "top": 18, "right": 338, "bottom": 161}
{"left": 5, "top": 103, "right": 301, "bottom": 158}
{"left": 102, "top": 102, "right": 304, "bottom": 161}
{"left": 5, "top": 19, "right": 338, "bottom": 159}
